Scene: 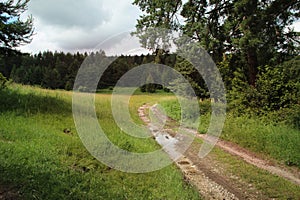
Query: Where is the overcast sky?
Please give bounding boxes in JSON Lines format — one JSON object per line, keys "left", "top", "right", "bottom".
{"left": 18, "top": 0, "right": 300, "bottom": 55}
{"left": 18, "top": 0, "right": 142, "bottom": 54}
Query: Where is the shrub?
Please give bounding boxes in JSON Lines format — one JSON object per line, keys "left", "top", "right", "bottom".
{"left": 228, "top": 56, "right": 300, "bottom": 123}
{"left": 256, "top": 56, "right": 300, "bottom": 111}
{"left": 266, "top": 104, "right": 300, "bottom": 129}
{"left": 0, "top": 72, "right": 8, "bottom": 90}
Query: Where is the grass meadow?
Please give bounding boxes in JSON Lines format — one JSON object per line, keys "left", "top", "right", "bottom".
{"left": 1, "top": 84, "right": 300, "bottom": 199}
{"left": 0, "top": 84, "right": 200, "bottom": 199}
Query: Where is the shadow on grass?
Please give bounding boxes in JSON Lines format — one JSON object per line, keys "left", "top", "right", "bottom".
{"left": 0, "top": 87, "right": 72, "bottom": 115}
{"left": 0, "top": 163, "right": 112, "bottom": 199}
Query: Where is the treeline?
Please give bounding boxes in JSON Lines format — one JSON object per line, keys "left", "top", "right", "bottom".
{"left": 1, "top": 51, "right": 85, "bottom": 90}
{"left": 0, "top": 50, "right": 178, "bottom": 91}
{"left": 0, "top": 49, "right": 299, "bottom": 128}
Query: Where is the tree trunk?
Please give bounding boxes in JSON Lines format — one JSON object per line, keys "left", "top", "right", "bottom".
{"left": 247, "top": 47, "right": 258, "bottom": 87}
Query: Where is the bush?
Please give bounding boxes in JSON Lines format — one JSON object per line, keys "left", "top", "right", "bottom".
{"left": 228, "top": 56, "right": 300, "bottom": 123}
{"left": 227, "top": 68, "right": 261, "bottom": 116}
{"left": 266, "top": 104, "right": 300, "bottom": 129}
{"left": 0, "top": 72, "right": 8, "bottom": 90}
{"left": 256, "top": 56, "right": 300, "bottom": 111}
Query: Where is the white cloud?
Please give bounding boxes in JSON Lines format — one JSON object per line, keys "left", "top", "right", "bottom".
{"left": 28, "top": 0, "right": 110, "bottom": 28}
{"left": 292, "top": 20, "right": 300, "bottom": 32}
{"left": 19, "top": 0, "right": 142, "bottom": 54}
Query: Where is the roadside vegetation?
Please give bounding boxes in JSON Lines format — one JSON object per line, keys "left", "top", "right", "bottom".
{"left": 158, "top": 55, "right": 300, "bottom": 168}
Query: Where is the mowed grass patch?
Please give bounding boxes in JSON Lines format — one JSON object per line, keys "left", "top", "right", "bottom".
{"left": 0, "top": 84, "right": 200, "bottom": 199}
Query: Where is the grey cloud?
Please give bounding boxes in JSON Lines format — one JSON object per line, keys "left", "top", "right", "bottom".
{"left": 29, "top": 0, "right": 111, "bottom": 28}
{"left": 19, "top": 0, "right": 142, "bottom": 53}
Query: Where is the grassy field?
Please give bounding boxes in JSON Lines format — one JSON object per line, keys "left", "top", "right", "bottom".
{"left": 159, "top": 98, "right": 300, "bottom": 167}
{"left": 0, "top": 84, "right": 200, "bottom": 199}
{"left": 1, "top": 84, "right": 299, "bottom": 199}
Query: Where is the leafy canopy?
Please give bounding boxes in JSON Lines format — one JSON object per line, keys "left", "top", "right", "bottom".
{"left": 133, "top": 0, "right": 300, "bottom": 86}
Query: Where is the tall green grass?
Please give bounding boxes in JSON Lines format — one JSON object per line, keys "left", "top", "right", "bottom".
{"left": 222, "top": 115, "right": 300, "bottom": 166}
{"left": 159, "top": 98, "right": 211, "bottom": 134}
{"left": 0, "top": 84, "right": 200, "bottom": 199}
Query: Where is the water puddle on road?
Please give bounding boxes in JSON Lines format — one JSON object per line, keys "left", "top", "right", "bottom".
{"left": 146, "top": 104, "right": 194, "bottom": 161}
{"left": 154, "top": 131, "right": 181, "bottom": 160}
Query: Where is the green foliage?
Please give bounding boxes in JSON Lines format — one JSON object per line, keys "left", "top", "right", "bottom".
{"left": 133, "top": 0, "right": 182, "bottom": 30}
{"left": 0, "top": 0, "right": 34, "bottom": 53}
{"left": 227, "top": 67, "right": 256, "bottom": 115}
{"left": 217, "top": 54, "right": 238, "bottom": 91}
{"left": 172, "top": 57, "right": 208, "bottom": 98}
{"left": 227, "top": 56, "right": 300, "bottom": 128}
{"left": 132, "top": 0, "right": 182, "bottom": 51}
{"left": 0, "top": 72, "right": 8, "bottom": 90}
{"left": 256, "top": 57, "right": 300, "bottom": 111}
{"left": 64, "top": 80, "right": 73, "bottom": 91}
{"left": 278, "top": 104, "right": 300, "bottom": 129}
{"left": 141, "top": 73, "right": 156, "bottom": 93}
{"left": 133, "top": 0, "right": 300, "bottom": 86}
{"left": 6, "top": 51, "right": 174, "bottom": 92}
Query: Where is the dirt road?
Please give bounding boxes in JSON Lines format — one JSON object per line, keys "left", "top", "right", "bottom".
{"left": 138, "top": 104, "right": 300, "bottom": 199}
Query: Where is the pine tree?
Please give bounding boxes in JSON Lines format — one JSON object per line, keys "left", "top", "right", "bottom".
{"left": 0, "top": 0, "right": 34, "bottom": 54}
